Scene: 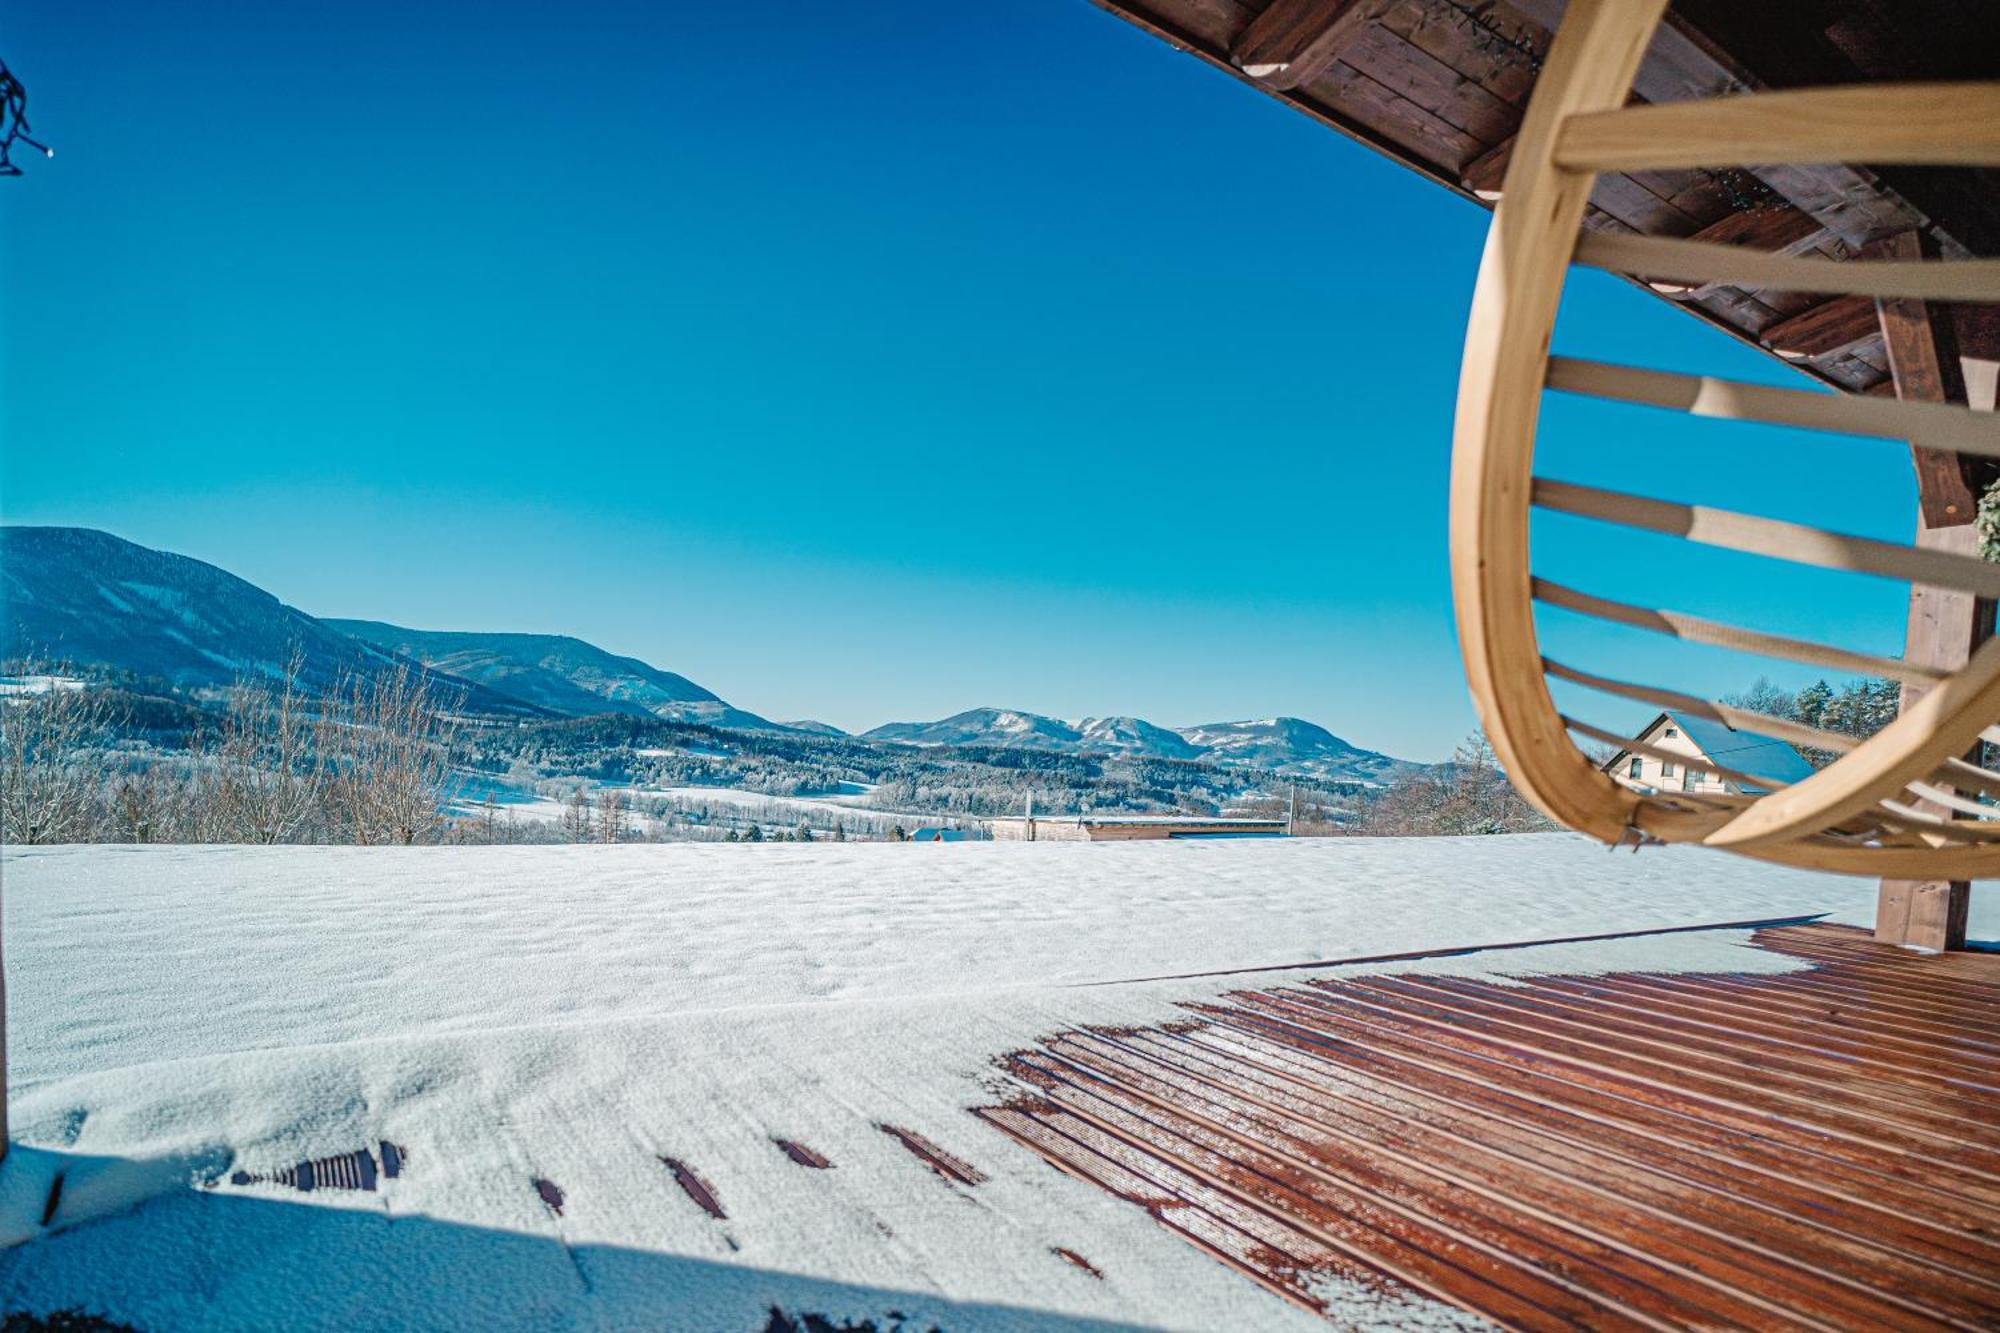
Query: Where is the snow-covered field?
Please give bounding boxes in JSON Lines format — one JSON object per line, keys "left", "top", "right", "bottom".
{"left": 1, "top": 837, "right": 1982, "bottom": 1331}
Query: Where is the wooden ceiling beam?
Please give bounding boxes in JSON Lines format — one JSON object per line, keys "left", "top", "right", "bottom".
{"left": 1759, "top": 295, "right": 1881, "bottom": 361}
{"left": 1684, "top": 201, "right": 1826, "bottom": 253}
{"left": 1672, "top": 203, "right": 1831, "bottom": 300}
{"left": 1872, "top": 232, "right": 1977, "bottom": 527}
{"left": 1500, "top": 0, "right": 1968, "bottom": 256}
{"left": 1229, "top": 0, "right": 1384, "bottom": 92}
{"left": 1459, "top": 136, "right": 1513, "bottom": 200}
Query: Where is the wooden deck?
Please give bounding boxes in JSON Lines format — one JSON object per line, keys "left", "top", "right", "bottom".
{"left": 977, "top": 923, "right": 2000, "bottom": 1329}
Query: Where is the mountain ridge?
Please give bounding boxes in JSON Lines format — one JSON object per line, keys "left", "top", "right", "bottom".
{"left": 0, "top": 526, "right": 543, "bottom": 716}
{"left": 2, "top": 525, "right": 1422, "bottom": 776}
{"left": 862, "top": 706, "right": 1412, "bottom": 783}
{"left": 323, "top": 620, "right": 782, "bottom": 731}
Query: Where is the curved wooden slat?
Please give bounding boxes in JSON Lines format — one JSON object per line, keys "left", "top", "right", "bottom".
{"left": 1545, "top": 357, "right": 2000, "bottom": 459}
{"left": 1554, "top": 84, "right": 2000, "bottom": 172}
{"left": 1450, "top": 4, "right": 2000, "bottom": 876}
{"left": 1874, "top": 798, "right": 2000, "bottom": 843}
{"left": 1737, "top": 839, "right": 2000, "bottom": 878}
{"left": 1449, "top": 0, "right": 1668, "bottom": 846}
{"left": 1532, "top": 577, "right": 1942, "bottom": 686}
{"left": 1706, "top": 633, "right": 2000, "bottom": 850}
{"left": 1572, "top": 232, "right": 2000, "bottom": 302}
{"left": 1542, "top": 657, "right": 1860, "bottom": 758}
{"left": 1937, "top": 756, "right": 2000, "bottom": 801}
{"left": 1902, "top": 780, "right": 2000, "bottom": 822}
{"left": 1533, "top": 478, "right": 2000, "bottom": 601}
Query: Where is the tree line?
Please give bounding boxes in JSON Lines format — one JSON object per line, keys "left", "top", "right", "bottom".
{"left": 2, "top": 659, "right": 458, "bottom": 845}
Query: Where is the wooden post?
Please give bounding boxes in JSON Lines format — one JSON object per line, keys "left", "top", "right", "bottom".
{"left": 1873, "top": 230, "right": 1985, "bottom": 951}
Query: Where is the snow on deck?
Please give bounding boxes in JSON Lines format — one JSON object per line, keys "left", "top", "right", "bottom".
{"left": 0, "top": 836, "right": 1967, "bottom": 1331}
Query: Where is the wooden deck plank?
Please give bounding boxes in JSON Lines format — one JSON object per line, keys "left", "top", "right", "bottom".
{"left": 979, "top": 924, "right": 2000, "bottom": 1326}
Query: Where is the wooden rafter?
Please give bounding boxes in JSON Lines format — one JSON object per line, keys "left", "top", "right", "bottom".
{"left": 1760, "top": 295, "right": 1880, "bottom": 362}
{"left": 1229, "top": 0, "right": 1382, "bottom": 92}
{"left": 1459, "top": 135, "right": 1512, "bottom": 200}
{"left": 1504, "top": 0, "right": 1973, "bottom": 257}
{"left": 1872, "top": 235, "right": 1987, "bottom": 952}
{"left": 1873, "top": 231, "right": 1976, "bottom": 526}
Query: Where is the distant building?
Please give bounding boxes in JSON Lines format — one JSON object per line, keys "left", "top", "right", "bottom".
{"left": 985, "top": 815, "right": 1286, "bottom": 842}
{"left": 907, "top": 827, "right": 979, "bottom": 843}
{"left": 1599, "top": 711, "right": 1814, "bottom": 797}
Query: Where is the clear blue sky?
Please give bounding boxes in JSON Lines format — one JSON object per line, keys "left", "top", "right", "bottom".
{"left": 0, "top": 1, "right": 1916, "bottom": 760}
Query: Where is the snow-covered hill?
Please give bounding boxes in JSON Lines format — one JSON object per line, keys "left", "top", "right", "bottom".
{"left": 865, "top": 706, "right": 1416, "bottom": 781}
{"left": 865, "top": 706, "right": 1089, "bottom": 750}
{"left": 0, "top": 527, "right": 539, "bottom": 715}
{"left": 326, "top": 621, "right": 782, "bottom": 731}
{"left": 0, "top": 526, "right": 778, "bottom": 727}
{"left": 1177, "top": 715, "right": 1412, "bottom": 783}
{"left": 1075, "top": 714, "right": 1203, "bottom": 759}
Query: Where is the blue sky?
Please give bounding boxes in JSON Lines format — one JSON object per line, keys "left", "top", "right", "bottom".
{"left": 0, "top": 1, "right": 1916, "bottom": 760}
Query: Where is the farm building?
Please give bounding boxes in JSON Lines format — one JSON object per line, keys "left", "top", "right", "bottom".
{"left": 985, "top": 814, "right": 1286, "bottom": 841}
{"left": 905, "top": 826, "right": 980, "bottom": 843}
{"left": 1600, "top": 710, "right": 1816, "bottom": 797}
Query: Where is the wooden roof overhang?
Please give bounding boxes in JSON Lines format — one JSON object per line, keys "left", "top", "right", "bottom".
{"left": 1082, "top": 0, "right": 2000, "bottom": 404}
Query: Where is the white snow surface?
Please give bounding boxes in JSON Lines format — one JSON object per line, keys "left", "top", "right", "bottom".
{"left": 2, "top": 836, "right": 1983, "bottom": 1332}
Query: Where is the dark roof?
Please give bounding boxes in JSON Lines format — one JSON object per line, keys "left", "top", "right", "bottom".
{"left": 1084, "top": 0, "right": 2000, "bottom": 393}
{"left": 1602, "top": 709, "right": 1816, "bottom": 793}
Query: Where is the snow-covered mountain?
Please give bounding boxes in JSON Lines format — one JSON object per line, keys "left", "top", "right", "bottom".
{"left": 865, "top": 707, "right": 1085, "bottom": 750}
{"left": 1177, "top": 716, "right": 1410, "bottom": 783}
{"left": 781, "top": 719, "right": 850, "bottom": 737}
{"left": 0, "top": 527, "right": 541, "bottom": 715}
{"left": 325, "top": 622, "right": 781, "bottom": 731}
{"left": 864, "top": 706, "right": 1415, "bottom": 781}
{"left": 0, "top": 526, "right": 767, "bottom": 727}
{"left": 4, "top": 526, "right": 1419, "bottom": 776}
{"left": 1076, "top": 714, "right": 1204, "bottom": 760}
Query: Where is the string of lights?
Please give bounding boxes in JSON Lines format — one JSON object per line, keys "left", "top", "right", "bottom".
{"left": 1, "top": 58, "right": 53, "bottom": 177}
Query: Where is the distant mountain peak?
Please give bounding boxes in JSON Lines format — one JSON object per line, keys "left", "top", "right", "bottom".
{"left": 864, "top": 704, "right": 1412, "bottom": 782}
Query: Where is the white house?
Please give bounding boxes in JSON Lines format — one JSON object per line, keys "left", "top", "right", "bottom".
{"left": 1600, "top": 711, "right": 1816, "bottom": 797}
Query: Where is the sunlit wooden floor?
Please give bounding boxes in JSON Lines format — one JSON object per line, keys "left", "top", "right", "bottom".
{"left": 980, "top": 923, "right": 2000, "bottom": 1329}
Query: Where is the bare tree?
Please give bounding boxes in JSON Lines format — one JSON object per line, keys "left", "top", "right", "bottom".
{"left": 107, "top": 761, "right": 189, "bottom": 843}
{"left": 596, "top": 787, "right": 629, "bottom": 843}
{"left": 0, "top": 667, "right": 118, "bottom": 844}
{"left": 196, "top": 662, "right": 326, "bottom": 842}
{"left": 1349, "top": 731, "right": 1551, "bottom": 837}
{"left": 319, "top": 665, "right": 457, "bottom": 845}
{"left": 561, "top": 786, "right": 593, "bottom": 842}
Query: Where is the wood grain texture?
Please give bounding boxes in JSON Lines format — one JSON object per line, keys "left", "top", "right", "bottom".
{"left": 1873, "top": 230, "right": 1978, "bottom": 526}
{"left": 1449, "top": 0, "right": 1667, "bottom": 846}
{"left": 1532, "top": 576, "right": 1940, "bottom": 686}
{"left": 1556, "top": 84, "right": 2000, "bottom": 173}
{"left": 1574, "top": 231, "right": 2000, "bottom": 302}
{"left": 1760, "top": 295, "right": 1883, "bottom": 360}
{"left": 1545, "top": 356, "right": 2000, "bottom": 457}
{"left": 983, "top": 924, "right": 2000, "bottom": 1327}
{"left": 1706, "top": 632, "right": 2000, "bottom": 852}
{"left": 1228, "top": 0, "right": 1380, "bottom": 90}
{"left": 1532, "top": 477, "right": 2000, "bottom": 601}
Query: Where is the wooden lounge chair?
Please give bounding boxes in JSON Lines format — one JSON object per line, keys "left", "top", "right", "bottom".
{"left": 1451, "top": 0, "right": 2000, "bottom": 876}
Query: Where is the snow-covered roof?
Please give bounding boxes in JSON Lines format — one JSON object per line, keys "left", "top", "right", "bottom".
{"left": 1604, "top": 711, "right": 1816, "bottom": 793}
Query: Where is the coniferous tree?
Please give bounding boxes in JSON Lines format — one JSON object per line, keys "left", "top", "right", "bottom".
{"left": 1794, "top": 679, "right": 1833, "bottom": 730}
